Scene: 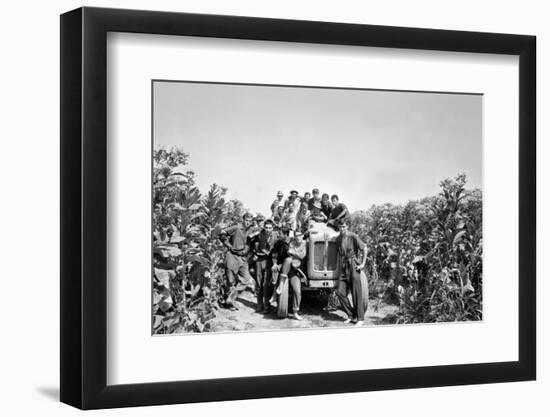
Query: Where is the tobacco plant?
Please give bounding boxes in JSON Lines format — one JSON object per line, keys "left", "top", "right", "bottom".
{"left": 351, "top": 173, "right": 482, "bottom": 323}
{"left": 152, "top": 147, "right": 247, "bottom": 333}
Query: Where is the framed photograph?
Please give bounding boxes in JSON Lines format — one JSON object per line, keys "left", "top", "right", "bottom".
{"left": 60, "top": 6, "right": 536, "bottom": 409}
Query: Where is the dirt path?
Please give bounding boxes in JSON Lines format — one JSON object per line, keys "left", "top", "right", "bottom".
{"left": 210, "top": 290, "right": 399, "bottom": 332}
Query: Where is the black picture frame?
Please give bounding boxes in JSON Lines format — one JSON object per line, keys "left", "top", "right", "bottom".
{"left": 60, "top": 6, "right": 536, "bottom": 410}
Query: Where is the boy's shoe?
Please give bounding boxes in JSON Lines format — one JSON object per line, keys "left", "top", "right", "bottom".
{"left": 292, "top": 313, "right": 303, "bottom": 321}
{"left": 344, "top": 317, "right": 357, "bottom": 324}
{"left": 355, "top": 320, "right": 364, "bottom": 326}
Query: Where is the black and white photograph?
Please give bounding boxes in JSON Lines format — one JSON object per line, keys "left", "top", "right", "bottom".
{"left": 152, "top": 81, "right": 483, "bottom": 334}
{"left": 0, "top": 0, "right": 543, "bottom": 414}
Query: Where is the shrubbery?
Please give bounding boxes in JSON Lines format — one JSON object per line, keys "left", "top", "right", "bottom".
{"left": 152, "top": 147, "right": 245, "bottom": 333}
{"left": 350, "top": 173, "right": 482, "bottom": 323}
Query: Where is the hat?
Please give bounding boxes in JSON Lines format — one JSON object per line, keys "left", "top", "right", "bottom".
{"left": 277, "top": 190, "right": 284, "bottom": 197}
{"left": 290, "top": 190, "right": 299, "bottom": 195}
{"left": 312, "top": 188, "right": 320, "bottom": 194}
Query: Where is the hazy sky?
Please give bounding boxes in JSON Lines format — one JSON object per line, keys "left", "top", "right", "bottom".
{"left": 153, "top": 81, "right": 482, "bottom": 216}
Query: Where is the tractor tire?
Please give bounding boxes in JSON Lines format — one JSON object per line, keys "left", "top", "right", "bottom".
{"left": 277, "top": 277, "right": 289, "bottom": 318}
{"left": 360, "top": 270, "right": 369, "bottom": 310}
{"left": 350, "top": 269, "right": 370, "bottom": 311}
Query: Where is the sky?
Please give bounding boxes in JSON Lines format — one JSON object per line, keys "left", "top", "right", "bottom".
{"left": 153, "top": 81, "right": 482, "bottom": 216}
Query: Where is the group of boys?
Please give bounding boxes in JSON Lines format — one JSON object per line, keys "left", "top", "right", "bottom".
{"left": 219, "top": 188, "right": 368, "bottom": 325}
{"left": 269, "top": 188, "right": 351, "bottom": 233}
{"left": 219, "top": 210, "right": 306, "bottom": 320}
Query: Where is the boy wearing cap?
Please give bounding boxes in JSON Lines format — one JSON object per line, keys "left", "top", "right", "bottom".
{"left": 251, "top": 219, "right": 279, "bottom": 313}
{"left": 270, "top": 191, "right": 285, "bottom": 217}
{"left": 285, "top": 190, "right": 301, "bottom": 212}
{"left": 219, "top": 213, "right": 256, "bottom": 310}
{"left": 335, "top": 220, "right": 368, "bottom": 326}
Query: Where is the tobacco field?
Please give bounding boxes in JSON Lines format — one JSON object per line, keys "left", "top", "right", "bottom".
{"left": 152, "top": 147, "right": 482, "bottom": 334}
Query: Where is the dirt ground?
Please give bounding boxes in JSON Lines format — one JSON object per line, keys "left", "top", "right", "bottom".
{"left": 210, "top": 290, "right": 399, "bottom": 332}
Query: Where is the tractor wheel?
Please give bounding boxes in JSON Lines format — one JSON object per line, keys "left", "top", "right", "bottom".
{"left": 277, "top": 277, "right": 289, "bottom": 318}
{"left": 360, "top": 270, "right": 369, "bottom": 310}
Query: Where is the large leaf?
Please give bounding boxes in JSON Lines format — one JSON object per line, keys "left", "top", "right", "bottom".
{"left": 153, "top": 292, "right": 163, "bottom": 305}
{"left": 187, "top": 255, "right": 210, "bottom": 266}
{"left": 154, "top": 245, "right": 182, "bottom": 257}
{"left": 154, "top": 268, "right": 175, "bottom": 287}
{"left": 412, "top": 255, "right": 424, "bottom": 264}
{"left": 163, "top": 317, "right": 177, "bottom": 328}
{"left": 169, "top": 165, "right": 188, "bottom": 176}
{"left": 169, "top": 203, "right": 184, "bottom": 210}
{"left": 186, "top": 225, "right": 204, "bottom": 235}
{"left": 159, "top": 299, "right": 173, "bottom": 312}
{"left": 191, "top": 212, "right": 208, "bottom": 220}
{"left": 453, "top": 230, "right": 467, "bottom": 246}
{"left": 153, "top": 315, "right": 164, "bottom": 329}
{"left": 462, "top": 278, "right": 475, "bottom": 294}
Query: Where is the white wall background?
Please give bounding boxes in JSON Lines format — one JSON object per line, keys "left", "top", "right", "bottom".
{"left": 0, "top": 0, "right": 545, "bottom": 415}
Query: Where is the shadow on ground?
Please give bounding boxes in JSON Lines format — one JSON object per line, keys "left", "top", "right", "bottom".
{"left": 36, "top": 386, "right": 59, "bottom": 401}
